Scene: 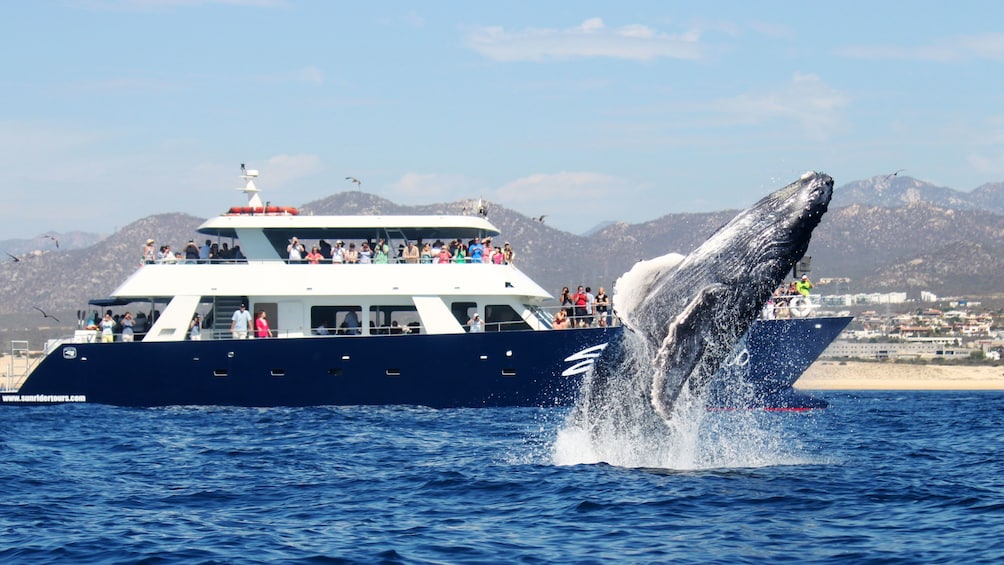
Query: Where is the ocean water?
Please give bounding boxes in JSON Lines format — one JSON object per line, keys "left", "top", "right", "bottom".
{"left": 1, "top": 391, "right": 1003, "bottom": 563}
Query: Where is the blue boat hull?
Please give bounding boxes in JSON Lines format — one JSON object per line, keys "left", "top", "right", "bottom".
{"left": 5, "top": 317, "right": 850, "bottom": 409}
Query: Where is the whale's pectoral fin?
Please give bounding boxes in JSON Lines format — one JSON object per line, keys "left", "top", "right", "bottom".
{"left": 651, "top": 283, "right": 729, "bottom": 420}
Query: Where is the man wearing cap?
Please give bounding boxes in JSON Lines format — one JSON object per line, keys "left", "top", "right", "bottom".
{"left": 796, "top": 275, "right": 814, "bottom": 296}
{"left": 230, "top": 303, "right": 253, "bottom": 339}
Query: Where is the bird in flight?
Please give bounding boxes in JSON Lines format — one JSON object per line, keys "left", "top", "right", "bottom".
{"left": 34, "top": 306, "right": 60, "bottom": 323}
{"left": 346, "top": 176, "right": 361, "bottom": 188}
{"left": 883, "top": 169, "right": 905, "bottom": 181}
{"left": 533, "top": 214, "right": 547, "bottom": 223}
{"left": 41, "top": 234, "right": 59, "bottom": 248}
{"left": 5, "top": 251, "right": 19, "bottom": 262}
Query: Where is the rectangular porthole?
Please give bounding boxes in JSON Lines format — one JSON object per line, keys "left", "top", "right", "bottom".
{"left": 270, "top": 369, "right": 285, "bottom": 377}
{"left": 213, "top": 369, "right": 228, "bottom": 377}
{"left": 386, "top": 368, "right": 401, "bottom": 377}
{"left": 502, "top": 368, "right": 516, "bottom": 377}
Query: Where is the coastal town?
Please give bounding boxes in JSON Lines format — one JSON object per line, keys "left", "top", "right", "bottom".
{"left": 809, "top": 284, "right": 1003, "bottom": 362}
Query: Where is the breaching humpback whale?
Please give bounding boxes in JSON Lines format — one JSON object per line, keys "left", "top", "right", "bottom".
{"left": 584, "top": 171, "right": 835, "bottom": 423}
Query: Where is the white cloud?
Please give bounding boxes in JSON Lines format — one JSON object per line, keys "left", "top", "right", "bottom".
{"left": 465, "top": 17, "right": 704, "bottom": 62}
{"left": 837, "top": 32, "right": 1004, "bottom": 62}
{"left": 261, "top": 154, "right": 324, "bottom": 185}
{"left": 706, "top": 73, "right": 849, "bottom": 135}
{"left": 390, "top": 172, "right": 484, "bottom": 202}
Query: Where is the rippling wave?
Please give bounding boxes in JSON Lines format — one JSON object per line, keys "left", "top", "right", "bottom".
{"left": 2, "top": 392, "right": 1003, "bottom": 563}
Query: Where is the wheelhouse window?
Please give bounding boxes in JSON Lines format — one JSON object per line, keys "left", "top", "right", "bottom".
{"left": 485, "top": 304, "right": 531, "bottom": 332}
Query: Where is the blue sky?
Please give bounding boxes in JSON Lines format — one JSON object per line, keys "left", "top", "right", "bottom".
{"left": 3, "top": 1, "right": 1004, "bottom": 240}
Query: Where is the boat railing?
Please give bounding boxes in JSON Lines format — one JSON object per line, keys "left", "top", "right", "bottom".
{"left": 142, "top": 257, "right": 518, "bottom": 266}
{"left": 2, "top": 341, "right": 37, "bottom": 392}
{"left": 764, "top": 293, "right": 822, "bottom": 319}
{"left": 536, "top": 304, "right": 619, "bottom": 329}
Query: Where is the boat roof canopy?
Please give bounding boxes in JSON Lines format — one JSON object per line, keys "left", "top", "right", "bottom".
{"left": 197, "top": 214, "right": 502, "bottom": 242}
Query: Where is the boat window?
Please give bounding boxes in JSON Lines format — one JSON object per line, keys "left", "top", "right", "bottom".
{"left": 369, "top": 305, "right": 420, "bottom": 335}
{"left": 310, "top": 306, "right": 363, "bottom": 335}
{"left": 485, "top": 304, "right": 531, "bottom": 332}
{"left": 451, "top": 301, "right": 477, "bottom": 328}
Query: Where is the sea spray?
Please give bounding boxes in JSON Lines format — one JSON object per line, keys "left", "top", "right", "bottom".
{"left": 551, "top": 253, "right": 805, "bottom": 470}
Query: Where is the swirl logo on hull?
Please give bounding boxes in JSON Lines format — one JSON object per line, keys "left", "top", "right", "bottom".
{"left": 561, "top": 343, "right": 609, "bottom": 377}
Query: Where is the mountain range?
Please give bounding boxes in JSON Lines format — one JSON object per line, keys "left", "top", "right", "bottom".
{"left": 1, "top": 175, "right": 1002, "bottom": 332}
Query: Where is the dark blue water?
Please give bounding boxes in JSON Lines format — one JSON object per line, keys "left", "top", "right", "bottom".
{"left": 2, "top": 392, "right": 1003, "bottom": 563}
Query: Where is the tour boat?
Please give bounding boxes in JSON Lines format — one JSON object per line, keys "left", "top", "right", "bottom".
{"left": 2, "top": 168, "right": 850, "bottom": 408}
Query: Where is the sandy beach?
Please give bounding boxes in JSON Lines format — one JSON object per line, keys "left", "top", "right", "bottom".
{"left": 796, "top": 361, "right": 1004, "bottom": 391}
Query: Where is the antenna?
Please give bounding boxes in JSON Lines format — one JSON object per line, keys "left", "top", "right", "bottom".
{"left": 237, "top": 163, "right": 263, "bottom": 207}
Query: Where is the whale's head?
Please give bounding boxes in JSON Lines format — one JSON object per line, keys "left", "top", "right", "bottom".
{"left": 712, "top": 171, "right": 834, "bottom": 294}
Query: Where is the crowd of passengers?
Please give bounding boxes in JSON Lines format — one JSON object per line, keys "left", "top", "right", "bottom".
{"left": 142, "top": 238, "right": 246, "bottom": 264}
{"left": 140, "top": 236, "right": 517, "bottom": 265}
{"left": 553, "top": 285, "right": 612, "bottom": 329}
{"left": 285, "top": 236, "right": 516, "bottom": 264}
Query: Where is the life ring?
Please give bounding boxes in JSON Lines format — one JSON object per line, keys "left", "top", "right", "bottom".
{"left": 788, "top": 295, "right": 812, "bottom": 318}
{"left": 226, "top": 206, "right": 299, "bottom": 216}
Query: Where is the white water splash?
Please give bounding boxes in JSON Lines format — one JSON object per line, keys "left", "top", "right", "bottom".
{"left": 551, "top": 250, "right": 812, "bottom": 470}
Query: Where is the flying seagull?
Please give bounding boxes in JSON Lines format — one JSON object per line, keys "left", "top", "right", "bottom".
{"left": 34, "top": 306, "right": 60, "bottom": 323}
{"left": 533, "top": 214, "right": 547, "bottom": 223}
{"left": 346, "top": 176, "right": 361, "bottom": 188}
{"left": 5, "top": 251, "right": 19, "bottom": 262}
{"left": 41, "top": 234, "right": 59, "bottom": 248}
{"left": 883, "top": 169, "right": 905, "bottom": 181}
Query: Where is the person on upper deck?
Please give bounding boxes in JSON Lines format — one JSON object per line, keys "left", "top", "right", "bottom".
{"left": 344, "top": 243, "right": 358, "bottom": 264}
{"left": 331, "top": 241, "right": 345, "bottom": 264}
{"left": 403, "top": 241, "right": 420, "bottom": 264}
{"left": 503, "top": 242, "right": 515, "bottom": 265}
{"left": 373, "top": 240, "right": 389, "bottom": 264}
{"left": 358, "top": 242, "right": 373, "bottom": 264}
{"left": 199, "top": 239, "right": 211, "bottom": 263}
{"left": 143, "top": 239, "right": 156, "bottom": 264}
{"left": 469, "top": 237, "right": 484, "bottom": 263}
{"left": 306, "top": 246, "right": 324, "bottom": 265}
{"left": 287, "top": 237, "right": 305, "bottom": 262}
{"left": 184, "top": 240, "right": 200, "bottom": 263}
